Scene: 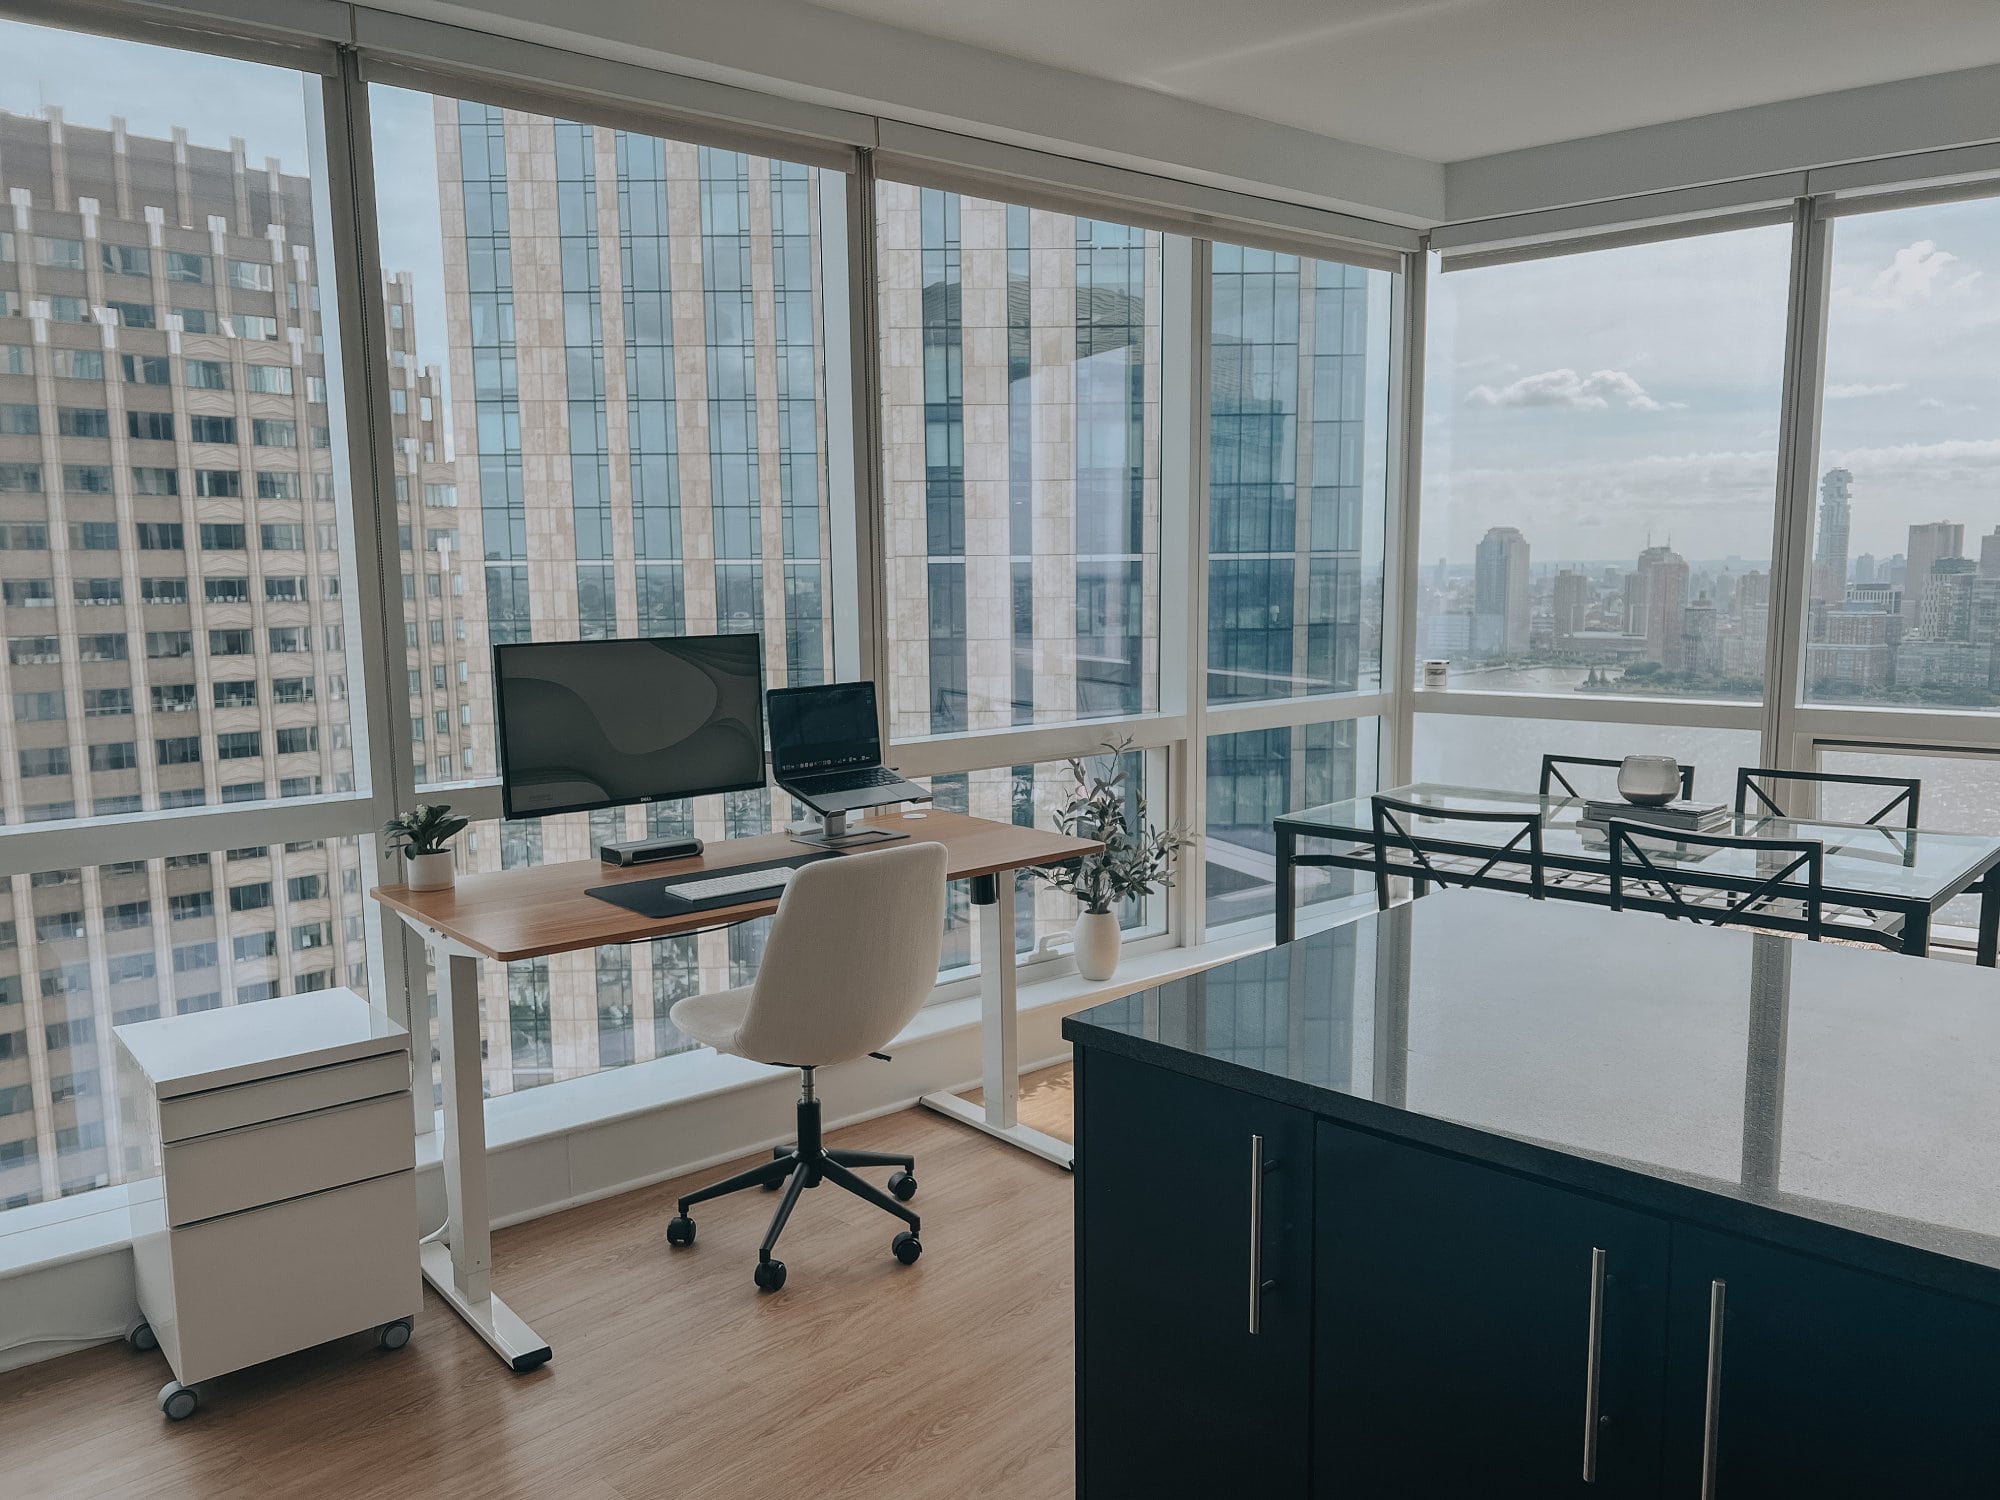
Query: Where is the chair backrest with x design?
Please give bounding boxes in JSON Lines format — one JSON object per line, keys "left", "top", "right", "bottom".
{"left": 1733, "top": 766, "right": 1921, "bottom": 830}
{"left": 1539, "top": 753, "right": 1696, "bottom": 802}
{"left": 1606, "top": 821, "right": 1826, "bottom": 940}
{"left": 1371, "top": 794, "right": 1546, "bottom": 909}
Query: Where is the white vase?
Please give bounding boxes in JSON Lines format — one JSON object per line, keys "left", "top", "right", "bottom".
{"left": 1073, "top": 909, "right": 1122, "bottom": 982}
{"left": 406, "top": 850, "right": 456, "bottom": 892}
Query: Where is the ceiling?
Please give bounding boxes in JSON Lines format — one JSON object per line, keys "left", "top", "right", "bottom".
{"left": 790, "top": 0, "right": 2000, "bottom": 162}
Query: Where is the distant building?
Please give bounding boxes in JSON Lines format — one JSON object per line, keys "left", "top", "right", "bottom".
{"left": 1812, "top": 468, "right": 1852, "bottom": 602}
{"left": 1639, "top": 547, "right": 1690, "bottom": 669}
{"left": 1807, "top": 609, "right": 1894, "bottom": 691}
{"left": 1473, "top": 525, "right": 1531, "bottom": 656}
{"left": 1919, "top": 557, "right": 1980, "bottom": 640}
{"left": 1980, "top": 526, "right": 2000, "bottom": 581}
{"left": 1904, "top": 521, "right": 1965, "bottom": 628}
{"left": 1551, "top": 569, "right": 1591, "bottom": 643}
{"left": 1680, "top": 593, "right": 1721, "bottom": 677}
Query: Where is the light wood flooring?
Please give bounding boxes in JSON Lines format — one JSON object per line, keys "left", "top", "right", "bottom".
{"left": 0, "top": 1067, "right": 1079, "bottom": 1499}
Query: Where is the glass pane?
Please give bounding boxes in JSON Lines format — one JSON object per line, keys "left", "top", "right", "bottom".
{"left": 1816, "top": 747, "right": 2000, "bottom": 929}
{"left": 1207, "top": 243, "right": 1391, "bottom": 702}
{"left": 1419, "top": 227, "right": 1792, "bottom": 700}
{"left": 1205, "top": 718, "right": 1379, "bottom": 930}
{"left": 876, "top": 184, "right": 1165, "bottom": 735}
{"left": 0, "top": 838, "right": 369, "bottom": 1210}
{"left": 369, "top": 87, "right": 848, "bottom": 791}
{"left": 0, "top": 20, "right": 370, "bottom": 820}
{"left": 1412, "top": 713, "right": 1759, "bottom": 805}
{"left": 1807, "top": 196, "right": 2000, "bottom": 710}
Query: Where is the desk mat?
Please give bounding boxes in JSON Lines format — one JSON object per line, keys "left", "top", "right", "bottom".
{"left": 586, "top": 851, "right": 837, "bottom": 919}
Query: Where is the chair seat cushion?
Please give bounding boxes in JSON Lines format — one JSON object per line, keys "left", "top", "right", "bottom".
{"left": 668, "top": 986, "right": 755, "bottom": 1056}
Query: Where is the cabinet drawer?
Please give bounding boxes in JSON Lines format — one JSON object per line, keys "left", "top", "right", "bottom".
{"left": 165, "top": 1168, "right": 419, "bottom": 1385}
{"left": 162, "top": 1090, "right": 413, "bottom": 1226}
{"left": 159, "top": 1051, "right": 410, "bottom": 1143}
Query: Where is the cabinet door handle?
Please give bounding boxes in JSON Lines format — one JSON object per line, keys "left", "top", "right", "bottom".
{"left": 1700, "top": 1279, "right": 1727, "bottom": 1499}
{"left": 1582, "top": 1246, "right": 1607, "bottom": 1482}
{"left": 1247, "top": 1133, "right": 1267, "bottom": 1334}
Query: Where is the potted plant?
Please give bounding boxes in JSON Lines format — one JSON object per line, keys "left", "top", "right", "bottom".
{"left": 384, "top": 803, "right": 469, "bottom": 893}
{"left": 1036, "top": 743, "right": 1189, "bottom": 981}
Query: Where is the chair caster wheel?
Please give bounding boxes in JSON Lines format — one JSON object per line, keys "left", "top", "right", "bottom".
{"left": 888, "top": 1171, "right": 917, "bottom": 1202}
{"left": 159, "top": 1380, "right": 199, "bottom": 1421}
{"left": 376, "top": 1317, "right": 414, "bottom": 1351}
{"left": 754, "top": 1258, "right": 787, "bottom": 1292}
{"left": 126, "top": 1320, "right": 158, "bottom": 1354}
{"left": 666, "top": 1215, "right": 696, "bottom": 1248}
{"left": 893, "top": 1231, "right": 923, "bottom": 1266}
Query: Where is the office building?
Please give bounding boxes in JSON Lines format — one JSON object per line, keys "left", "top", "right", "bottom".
{"left": 1638, "top": 546, "right": 1690, "bottom": 670}
{"left": 1550, "top": 567, "right": 1590, "bottom": 642}
{"left": 1813, "top": 466, "right": 1852, "bottom": 602}
{"left": 1473, "top": 524, "right": 1530, "bottom": 655}
{"left": 1904, "top": 520, "right": 1965, "bottom": 628}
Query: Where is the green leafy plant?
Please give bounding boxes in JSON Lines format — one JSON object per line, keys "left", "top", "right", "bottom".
{"left": 1036, "top": 741, "right": 1190, "bottom": 915}
{"left": 383, "top": 802, "right": 468, "bottom": 861}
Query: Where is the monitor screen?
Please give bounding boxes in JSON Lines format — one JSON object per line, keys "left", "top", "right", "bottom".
{"left": 767, "top": 682, "right": 882, "bottom": 778}
{"left": 494, "top": 635, "right": 767, "bottom": 818}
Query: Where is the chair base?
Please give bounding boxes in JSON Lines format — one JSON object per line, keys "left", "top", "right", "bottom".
{"left": 666, "top": 1073, "right": 922, "bottom": 1290}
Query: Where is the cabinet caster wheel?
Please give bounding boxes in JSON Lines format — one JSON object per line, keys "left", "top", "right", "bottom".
{"left": 666, "top": 1215, "right": 696, "bottom": 1248}
{"left": 126, "top": 1320, "right": 158, "bottom": 1354}
{"left": 376, "top": 1317, "right": 414, "bottom": 1351}
{"left": 892, "top": 1231, "right": 923, "bottom": 1266}
{"left": 754, "top": 1258, "right": 787, "bottom": 1292}
{"left": 888, "top": 1170, "right": 918, "bottom": 1202}
{"left": 158, "top": 1381, "right": 199, "bottom": 1421}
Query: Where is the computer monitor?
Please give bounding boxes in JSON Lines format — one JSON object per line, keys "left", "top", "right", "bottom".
{"left": 494, "top": 634, "right": 767, "bottom": 820}
{"left": 766, "top": 680, "right": 881, "bottom": 780}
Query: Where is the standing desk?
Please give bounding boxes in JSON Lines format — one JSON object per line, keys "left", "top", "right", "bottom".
{"left": 372, "top": 806, "right": 1098, "bottom": 1371}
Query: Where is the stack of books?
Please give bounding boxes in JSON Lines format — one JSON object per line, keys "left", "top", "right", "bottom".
{"left": 1577, "top": 798, "right": 1732, "bottom": 836}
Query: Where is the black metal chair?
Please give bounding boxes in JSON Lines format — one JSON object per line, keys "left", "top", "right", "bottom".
{"left": 1734, "top": 767, "right": 1921, "bottom": 830}
{"left": 1606, "top": 821, "right": 1826, "bottom": 941}
{"left": 1371, "top": 794, "right": 1546, "bottom": 910}
{"left": 1539, "top": 754, "right": 1696, "bottom": 802}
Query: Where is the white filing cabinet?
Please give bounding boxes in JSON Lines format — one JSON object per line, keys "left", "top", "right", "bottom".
{"left": 114, "top": 989, "right": 420, "bottom": 1420}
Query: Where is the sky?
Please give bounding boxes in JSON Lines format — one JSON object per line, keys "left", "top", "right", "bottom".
{"left": 1423, "top": 204, "right": 2000, "bottom": 570}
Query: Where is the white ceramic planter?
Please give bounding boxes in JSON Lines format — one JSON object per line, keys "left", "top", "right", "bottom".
{"left": 405, "top": 850, "right": 456, "bottom": 892}
{"left": 1073, "top": 909, "right": 1122, "bottom": 982}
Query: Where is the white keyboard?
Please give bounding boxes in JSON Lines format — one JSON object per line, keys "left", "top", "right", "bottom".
{"left": 666, "top": 865, "right": 797, "bottom": 904}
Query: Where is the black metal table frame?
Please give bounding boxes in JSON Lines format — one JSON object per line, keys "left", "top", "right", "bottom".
{"left": 1272, "top": 813, "right": 2000, "bottom": 966}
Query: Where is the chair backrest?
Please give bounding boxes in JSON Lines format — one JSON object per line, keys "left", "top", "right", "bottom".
{"left": 732, "top": 841, "right": 949, "bottom": 1068}
{"left": 1371, "top": 793, "right": 1546, "bottom": 908}
{"left": 1539, "top": 753, "right": 1696, "bottom": 802}
{"left": 1734, "top": 766, "right": 1920, "bottom": 830}
{"left": 1605, "top": 821, "right": 1825, "bottom": 939}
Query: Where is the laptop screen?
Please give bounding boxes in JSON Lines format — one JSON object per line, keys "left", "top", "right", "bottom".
{"left": 767, "top": 681, "right": 883, "bottom": 779}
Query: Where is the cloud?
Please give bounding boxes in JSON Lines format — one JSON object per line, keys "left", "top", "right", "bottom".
{"left": 1463, "top": 367, "right": 1676, "bottom": 412}
{"left": 1824, "top": 381, "right": 1907, "bottom": 399}
{"left": 1917, "top": 396, "right": 1981, "bottom": 414}
{"left": 1836, "top": 240, "right": 1981, "bottom": 310}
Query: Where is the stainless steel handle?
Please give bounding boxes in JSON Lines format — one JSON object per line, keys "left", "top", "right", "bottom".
{"left": 1700, "top": 1279, "right": 1727, "bottom": 1499}
{"left": 1582, "top": 1246, "right": 1607, "bottom": 1482}
{"left": 1247, "top": 1133, "right": 1265, "bottom": 1335}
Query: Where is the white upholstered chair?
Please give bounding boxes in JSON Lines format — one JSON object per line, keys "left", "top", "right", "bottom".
{"left": 664, "top": 840, "right": 948, "bottom": 1292}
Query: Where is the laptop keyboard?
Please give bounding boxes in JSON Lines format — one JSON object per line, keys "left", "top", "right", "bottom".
{"left": 805, "top": 765, "right": 906, "bottom": 794}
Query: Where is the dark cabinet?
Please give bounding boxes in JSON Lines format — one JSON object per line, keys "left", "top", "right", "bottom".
{"left": 1315, "top": 1125, "right": 1670, "bottom": 1498}
{"left": 1663, "top": 1226, "right": 2000, "bottom": 1498}
{"left": 1075, "top": 1048, "right": 1315, "bottom": 1498}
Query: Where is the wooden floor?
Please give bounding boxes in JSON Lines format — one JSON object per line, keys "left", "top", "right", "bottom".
{"left": 0, "top": 1068, "right": 1078, "bottom": 1499}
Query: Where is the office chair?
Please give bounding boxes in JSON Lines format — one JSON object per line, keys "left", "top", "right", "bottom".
{"left": 664, "top": 841, "right": 949, "bottom": 1292}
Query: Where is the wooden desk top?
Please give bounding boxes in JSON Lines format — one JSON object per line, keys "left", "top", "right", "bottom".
{"left": 370, "top": 807, "right": 1100, "bottom": 962}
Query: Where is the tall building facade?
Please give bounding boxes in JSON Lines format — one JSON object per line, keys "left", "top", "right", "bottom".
{"left": 0, "top": 109, "right": 468, "bottom": 1207}
{"left": 1813, "top": 466, "right": 1852, "bottom": 603}
{"left": 1904, "top": 520, "right": 1965, "bottom": 628}
{"left": 1473, "top": 525, "right": 1530, "bottom": 655}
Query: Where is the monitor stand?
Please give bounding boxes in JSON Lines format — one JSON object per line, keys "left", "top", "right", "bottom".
{"left": 598, "top": 834, "right": 704, "bottom": 867}
{"left": 789, "top": 809, "right": 909, "bottom": 851}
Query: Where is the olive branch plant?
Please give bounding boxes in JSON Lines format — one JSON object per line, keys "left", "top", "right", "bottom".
{"left": 1035, "top": 740, "right": 1192, "bottom": 916}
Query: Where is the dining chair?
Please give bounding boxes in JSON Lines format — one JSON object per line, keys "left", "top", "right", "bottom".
{"left": 1371, "top": 793, "right": 1547, "bottom": 910}
{"left": 1539, "top": 753, "right": 1696, "bottom": 802}
{"left": 1606, "top": 821, "right": 1826, "bottom": 941}
{"left": 1734, "top": 767, "right": 1921, "bottom": 830}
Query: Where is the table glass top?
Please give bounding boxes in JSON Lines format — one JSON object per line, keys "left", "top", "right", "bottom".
{"left": 1279, "top": 782, "right": 2000, "bottom": 900}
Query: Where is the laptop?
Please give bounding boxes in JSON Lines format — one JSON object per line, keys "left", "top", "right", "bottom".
{"left": 766, "top": 681, "right": 930, "bottom": 816}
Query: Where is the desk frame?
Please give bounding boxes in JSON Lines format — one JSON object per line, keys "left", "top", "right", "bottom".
{"left": 375, "top": 809, "right": 1091, "bottom": 1370}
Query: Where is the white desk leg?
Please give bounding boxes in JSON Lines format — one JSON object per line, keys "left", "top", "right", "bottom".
{"left": 921, "top": 873, "right": 1072, "bottom": 1168}
{"left": 423, "top": 943, "right": 552, "bottom": 1372}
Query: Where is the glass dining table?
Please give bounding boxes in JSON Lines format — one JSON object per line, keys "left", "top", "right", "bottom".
{"left": 1274, "top": 782, "right": 2000, "bottom": 964}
